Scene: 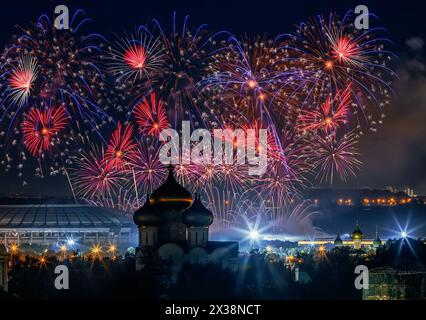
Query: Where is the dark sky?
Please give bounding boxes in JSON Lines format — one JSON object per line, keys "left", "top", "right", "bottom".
{"left": 0, "top": 0, "right": 425, "bottom": 196}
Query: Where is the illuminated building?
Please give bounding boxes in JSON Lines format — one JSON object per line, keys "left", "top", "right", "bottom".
{"left": 363, "top": 267, "right": 426, "bottom": 300}
{"left": 0, "top": 205, "right": 136, "bottom": 247}
{"left": 0, "top": 244, "right": 9, "bottom": 292}
{"left": 351, "top": 222, "right": 364, "bottom": 249}
{"left": 307, "top": 188, "right": 419, "bottom": 207}
{"left": 133, "top": 166, "right": 238, "bottom": 271}
{"left": 334, "top": 233, "right": 343, "bottom": 246}
{"left": 299, "top": 223, "right": 383, "bottom": 249}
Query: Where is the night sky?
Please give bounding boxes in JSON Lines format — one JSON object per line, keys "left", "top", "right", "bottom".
{"left": 0, "top": 0, "right": 425, "bottom": 196}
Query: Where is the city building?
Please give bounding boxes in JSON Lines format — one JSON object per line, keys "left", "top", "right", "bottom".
{"left": 307, "top": 188, "right": 417, "bottom": 207}
{"left": 351, "top": 222, "right": 364, "bottom": 249}
{"left": 363, "top": 267, "right": 426, "bottom": 300}
{"left": 0, "top": 244, "right": 8, "bottom": 292}
{"left": 0, "top": 204, "right": 136, "bottom": 248}
{"left": 133, "top": 166, "right": 238, "bottom": 272}
{"left": 299, "top": 222, "right": 383, "bottom": 249}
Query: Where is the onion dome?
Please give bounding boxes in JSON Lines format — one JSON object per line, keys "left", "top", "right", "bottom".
{"left": 150, "top": 165, "right": 192, "bottom": 210}
{"left": 334, "top": 233, "right": 343, "bottom": 246}
{"left": 133, "top": 194, "right": 161, "bottom": 226}
{"left": 183, "top": 194, "right": 214, "bottom": 227}
{"left": 351, "top": 224, "right": 364, "bottom": 240}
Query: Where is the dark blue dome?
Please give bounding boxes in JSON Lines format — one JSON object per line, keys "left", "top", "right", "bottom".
{"left": 183, "top": 194, "right": 214, "bottom": 227}
{"left": 133, "top": 195, "right": 161, "bottom": 226}
{"left": 150, "top": 165, "right": 192, "bottom": 211}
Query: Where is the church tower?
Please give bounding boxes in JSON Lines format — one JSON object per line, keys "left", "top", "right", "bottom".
{"left": 351, "top": 219, "right": 364, "bottom": 250}
{"left": 183, "top": 194, "right": 214, "bottom": 248}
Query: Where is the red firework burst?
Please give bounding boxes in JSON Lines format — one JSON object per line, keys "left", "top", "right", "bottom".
{"left": 331, "top": 36, "right": 360, "bottom": 65}
{"left": 133, "top": 93, "right": 169, "bottom": 136}
{"left": 72, "top": 146, "right": 126, "bottom": 199}
{"left": 22, "top": 106, "right": 67, "bottom": 156}
{"left": 8, "top": 55, "right": 39, "bottom": 107}
{"left": 104, "top": 122, "right": 138, "bottom": 171}
{"left": 298, "top": 85, "right": 351, "bottom": 133}
{"left": 124, "top": 44, "right": 147, "bottom": 70}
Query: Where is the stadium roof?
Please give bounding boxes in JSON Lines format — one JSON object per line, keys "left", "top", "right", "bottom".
{"left": 0, "top": 205, "right": 134, "bottom": 230}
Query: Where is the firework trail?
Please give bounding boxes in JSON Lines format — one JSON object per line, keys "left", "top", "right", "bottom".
{"left": 22, "top": 106, "right": 67, "bottom": 156}
{"left": 201, "top": 35, "right": 304, "bottom": 124}
{"left": 0, "top": 10, "right": 112, "bottom": 182}
{"left": 133, "top": 92, "right": 170, "bottom": 137}
{"left": 311, "top": 131, "right": 362, "bottom": 184}
{"left": 297, "top": 84, "right": 351, "bottom": 134}
{"left": 71, "top": 145, "right": 126, "bottom": 199}
{"left": 108, "top": 27, "right": 165, "bottom": 85}
{"left": 104, "top": 122, "right": 138, "bottom": 171}
{"left": 0, "top": 10, "right": 108, "bottom": 125}
{"left": 287, "top": 11, "right": 395, "bottom": 132}
{"left": 7, "top": 55, "right": 39, "bottom": 108}
{"left": 133, "top": 138, "right": 167, "bottom": 194}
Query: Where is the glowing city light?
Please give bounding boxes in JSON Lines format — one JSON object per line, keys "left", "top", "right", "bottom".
{"left": 108, "top": 244, "right": 117, "bottom": 254}
{"left": 401, "top": 231, "right": 407, "bottom": 238}
{"left": 249, "top": 230, "right": 259, "bottom": 240}
{"left": 9, "top": 244, "right": 19, "bottom": 255}
{"left": 67, "top": 239, "right": 75, "bottom": 246}
{"left": 91, "top": 244, "right": 103, "bottom": 259}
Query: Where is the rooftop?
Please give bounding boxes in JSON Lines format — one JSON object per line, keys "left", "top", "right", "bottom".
{"left": 0, "top": 204, "right": 133, "bottom": 229}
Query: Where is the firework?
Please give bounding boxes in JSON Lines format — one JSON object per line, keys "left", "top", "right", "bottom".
{"left": 133, "top": 93, "right": 170, "bottom": 136}
{"left": 205, "top": 185, "right": 241, "bottom": 231}
{"left": 191, "top": 163, "right": 221, "bottom": 187}
{"left": 311, "top": 131, "right": 361, "bottom": 184}
{"left": 84, "top": 188, "right": 143, "bottom": 213}
{"left": 200, "top": 35, "right": 304, "bottom": 125}
{"left": 104, "top": 122, "right": 138, "bottom": 171}
{"left": 71, "top": 146, "right": 125, "bottom": 199}
{"left": 149, "top": 12, "right": 227, "bottom": 125}
{"left": 107, "top": 27, "right": 165, "bottom": 88}
{"left": 297, "top": 84, "right": 351, "bottom": 133}
{"left": 0, "top": 9, "right": 397, "bottom": 236}
{"left": 253, "top": 154, "right": 305, "bottom": 210}
{"left": 288, "top": 12, "right": 395, "bottom": 131}
{"left": 22, "top": 106, "right": 67, "bottom": 156}
{"left": 133, "top": 138, "right": 167, "bottom": 194}
{"left": 7, "top": 55, "right": 39, "bottom": 108}
{"left": 241, "top": 120, "right": 282, "bottom": 160}
{"left": 0, "top": 10, "right": 108, "bottom": 129}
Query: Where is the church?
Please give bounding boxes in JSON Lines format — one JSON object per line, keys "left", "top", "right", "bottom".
{"left": 133, "top": 166, "right": 238, "bottom": 272}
